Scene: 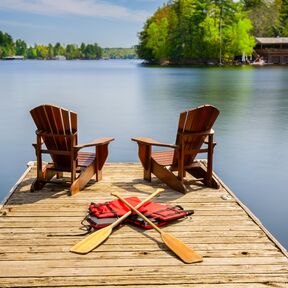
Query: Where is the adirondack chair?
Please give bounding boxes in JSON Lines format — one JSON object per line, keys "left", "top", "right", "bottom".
{"left": 132, "top": 105, "right": 220, "bottom": 193}
{"left": 30, "top": 104, "right": 114, "bottom": 195}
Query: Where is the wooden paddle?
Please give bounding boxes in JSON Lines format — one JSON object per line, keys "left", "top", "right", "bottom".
{"left": 112, "top": 192, "right": 203, "bottom": 264}
{"left": 70, "top": 188, "right": 164, "bottom": 254}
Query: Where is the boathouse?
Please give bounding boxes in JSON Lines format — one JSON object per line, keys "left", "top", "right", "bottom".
{"left": 255, "top": 37, "right": 288, "bottom": 64}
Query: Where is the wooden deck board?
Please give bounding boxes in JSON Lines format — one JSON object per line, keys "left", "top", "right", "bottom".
{"left": 0, "top": 162, "right": 288, "bottom": 287}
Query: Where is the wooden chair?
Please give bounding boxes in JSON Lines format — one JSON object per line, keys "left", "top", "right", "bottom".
{"left": 132, "top": 105, "right": 220, "bottom": 193}
{"left": 30, "top": 104, "right": 114, "bottom": 195}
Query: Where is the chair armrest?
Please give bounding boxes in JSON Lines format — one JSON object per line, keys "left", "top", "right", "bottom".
{"left": 132, "top": 137, "right": 178, "bottom": 149}
{"left": 74, "top": 137, "right": 114, "bottom": 150}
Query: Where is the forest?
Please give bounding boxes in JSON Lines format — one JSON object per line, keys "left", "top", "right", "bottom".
{"left": 0, "top": 31, "right": 137, "bottom": 60}
{"left": 1, "top": 0, "right": 287, "bottom": 63}
{"left": 137, "top": 0, "right": 288, "bottom": 64}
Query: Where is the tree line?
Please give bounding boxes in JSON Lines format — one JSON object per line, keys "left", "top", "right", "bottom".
{"left": 137, "top": 0, "right": 288, "bottom": 64}
{"left": 0, "top": 31, "right": 137, "bottom": 60}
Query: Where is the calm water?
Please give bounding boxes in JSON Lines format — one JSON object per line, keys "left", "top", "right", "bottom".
{"left": 0, "top": 60, "right": 287, "bottom": 249}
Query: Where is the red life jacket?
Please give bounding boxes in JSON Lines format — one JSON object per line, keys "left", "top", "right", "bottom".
{"left": 84, "top": 197, "right": 193, "bottom": 230}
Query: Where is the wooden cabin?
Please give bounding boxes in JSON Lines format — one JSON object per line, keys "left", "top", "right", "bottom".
{"left": 255, "top": 37, "right": 288, "bottom": 64}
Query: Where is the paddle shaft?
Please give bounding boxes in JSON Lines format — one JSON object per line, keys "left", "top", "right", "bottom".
{"left": 110, "top": 188, "right": 164, "bottom": 229}
{"left": 111, "top": 192, "right": 162, "bottom": 234}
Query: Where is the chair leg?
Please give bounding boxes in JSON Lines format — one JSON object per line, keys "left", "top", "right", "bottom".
{"left": 57, "top": 172, "right": 63, "bottom": 179}
{"left": 95, "top": 144, "right": 109, "bottom": 182}
{"left": 186, "top": 161, "right": 220, "bottom": 189}
{"left": 30, "top": 179, "right": 45, "bottom": 192}
{"left": 151, "top": 159, "right": 186, "bottom": 193}
{"left": 70, "top": 162, "right": 96, "bottom": 195}
{"left": 144, "top": 169, "right": 151, "bottom": 182}
{"left": 206, "top": 134, "right": 214, "bottom": 187}
{"left": 137, "top": 144, "right": 152, "bottom": 181}
{"left": 31, "top": 164, "right": 56, "bottom": 192}
{"left": 96, "top": 169, "right": 102, "bottom": 182}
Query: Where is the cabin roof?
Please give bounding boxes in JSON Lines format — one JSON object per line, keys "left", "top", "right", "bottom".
{"left": 256, "top": 37, "right": 288, "bottom": 44}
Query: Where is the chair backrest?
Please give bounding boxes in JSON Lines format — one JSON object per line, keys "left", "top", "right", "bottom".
{"left": 30, "top": 104, "right": 78, "bottom": 169}
{"left": 172, "top": 105, "right": 220, "bottom": 167}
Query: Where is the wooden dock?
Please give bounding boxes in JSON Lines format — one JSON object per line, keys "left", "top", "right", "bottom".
{"left": 1, "top": 162, "right": 288, "bottom": 287}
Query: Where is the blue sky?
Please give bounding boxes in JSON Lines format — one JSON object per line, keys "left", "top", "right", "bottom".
{"left": 0, "top": 0, "right": 167, "bottom": 47}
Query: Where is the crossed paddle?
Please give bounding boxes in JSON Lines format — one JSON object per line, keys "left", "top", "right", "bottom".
{"left": 70, "top": 188, "right": 202, "bottom": 264}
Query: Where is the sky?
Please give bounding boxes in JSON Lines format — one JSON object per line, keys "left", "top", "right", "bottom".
{"left": 0, "top": 0, "right": 168, "bottom": 47}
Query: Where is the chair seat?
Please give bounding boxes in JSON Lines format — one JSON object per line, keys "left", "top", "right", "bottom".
{"left": 152, "top": 150, "right": 174, "bottom": 166}
{"left": 47, "top": 152, "right": 95, "bottom": 171}
{"left": 78, "top": 152, "right": 96, "bottom": 167}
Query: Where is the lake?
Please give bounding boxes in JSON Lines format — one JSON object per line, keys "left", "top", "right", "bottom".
{"left": 0, "top": 60, "right": 287, "bottom": 249}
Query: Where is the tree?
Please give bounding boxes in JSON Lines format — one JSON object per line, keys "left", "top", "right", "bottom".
{"left": 15, "top": 39, "right": 27, "bottom": 56}
{"left": 279, "top": 0, "right": 288, "bottom": 35}
{"left": 82, "top": 43, "right": 102, "bottom": 59}
{"left": 65, "top": 44, "right": 79, "bottom": 59}
{"left": 79, "top": 43, "right": 86, "bottom": 59}
{"left": 26, "top": 47, "right": 37, "bottom": 59}
{"left": 244, "top": 0, "right": 281, "bottom": 36}
{"left": 146, "top": 18, "right": 169, "bottom": 61}
{"left": 36, "top": 45, "right": 49, "bottom": 59}
{"left": 242, "top": 0, "right": 264, "bottom": 9}
{"left": 47, "top": 43, "right": 54, "bottom": 59}
{"left": 0, "top": 30, "right": 14, "bottom": 57}
{"left": 225, "top": 18, "right": 255, "bottom": 61}
{"left": 54, "top": 42, "right": 65, "bottom": 56}
{"left": 137, "top": 0, "right": 255, "bottom": 64}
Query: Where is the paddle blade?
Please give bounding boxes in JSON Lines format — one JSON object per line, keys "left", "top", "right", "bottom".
{"left": 161, "top": 232, "right": 203, "bottom": 264}
{"left": 70, "top": 226, "right": 112, "bottom": 254}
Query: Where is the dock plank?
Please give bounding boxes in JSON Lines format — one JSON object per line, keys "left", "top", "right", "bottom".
{"left": 0, "top": 162, "right": 288, "bottom": 287}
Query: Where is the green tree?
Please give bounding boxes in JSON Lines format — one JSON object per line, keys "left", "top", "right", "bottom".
{"left": 146, "top": 18, "right": 169, "bottom": 61}
{"left": 244, "top": 0, "right": 281, "bottom": 36}
{"left": 79, "top": 43, "right": 86, "bottom": 59}
{"left": 279, "top": 0, "right": 288, "bottom": 35}
{"left": 0, "top": 30, "right": 14, "bottom": 57}
{"left": 82, "top": 43, "right": 102, "bottom": 59}
{"left": 54, "top": 42, "right": 65, "bottom": 56}
{"left": 15, "top": 39, "right": 27, "bottom": 56}
{"left": 36, "top": 45, "right": 49, "bottom": 59}
{"left": 65, "top": 44, "right": 79, "bottom": 59}
{"left": 137, "top": 0, "right": 255, "bottom": 64}
{"left": 225, "top": 18, "right": 255, "bottom": 61}
{"left": 26, "top": 47, "right": 37, "bottom": 59}
{"left": 47, "top": 43, "right": 54, "bottom": 59}
{"left": 242, "top": 0, "right": 264, "bottom": 9}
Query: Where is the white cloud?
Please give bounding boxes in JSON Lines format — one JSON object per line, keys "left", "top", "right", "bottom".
{"left": 0, "top": 0, "right": 150, "bottom": 22}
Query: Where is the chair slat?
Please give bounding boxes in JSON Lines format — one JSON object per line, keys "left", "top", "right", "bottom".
{"left": 70, "top": 111, "right": 77, "bottom": 132}
{"left": 52, "top": 106, "right": 69, "bottom": 152}
{"left": 61, "top": 108, "right": 72, "bottom": 152}
{"left": 61, "top": 109, "right": 71, "bottom": 133}
{"left": 44, "top": 105, "right": 58, "bottom": 135}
